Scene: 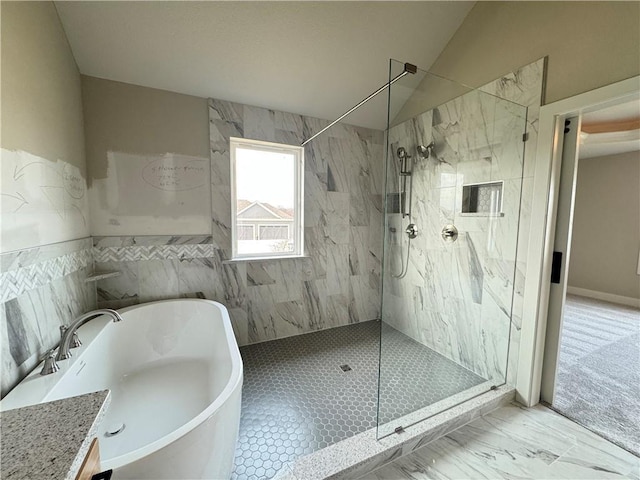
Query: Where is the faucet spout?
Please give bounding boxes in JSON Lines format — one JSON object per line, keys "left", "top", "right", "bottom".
{"left": 56, "top": 309, "right": 123, "bottom": 361}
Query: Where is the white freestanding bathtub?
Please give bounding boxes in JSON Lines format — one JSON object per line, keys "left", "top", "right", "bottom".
{"left": 1, "top": 299, "right": 243, "bottom": 480}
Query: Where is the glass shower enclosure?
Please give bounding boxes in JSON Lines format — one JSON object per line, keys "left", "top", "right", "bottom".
{"left": 377, "top": 60, "right": 528, "bottom": 437}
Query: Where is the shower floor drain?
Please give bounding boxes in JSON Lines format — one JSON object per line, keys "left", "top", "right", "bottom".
{"left": 339, "top": 364, "right": 352, "bottom": 372}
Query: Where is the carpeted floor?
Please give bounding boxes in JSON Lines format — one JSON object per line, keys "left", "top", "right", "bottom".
{"left": 554, "top": 294, "right": 640, "bottom": 456}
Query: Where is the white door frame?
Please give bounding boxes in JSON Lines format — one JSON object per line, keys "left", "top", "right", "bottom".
{"left": 515, "top": 75, "right": 640, "bottom": 407}
{"left": 539, "top": 115, "right": 581, "bottom": 405}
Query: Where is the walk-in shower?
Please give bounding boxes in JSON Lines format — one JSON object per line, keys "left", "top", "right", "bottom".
{"left": 378, "top": 59, "right": 528, "bottom": 437}
{"left": 287, "top": 56, "right": 528, "bottom": 442}
{"left": 229, "top": 58, "right": 530, "bottom": 479}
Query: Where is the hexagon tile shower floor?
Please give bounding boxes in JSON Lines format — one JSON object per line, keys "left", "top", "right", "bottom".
{"left": 232, "top": 320, "right": 485, "bottom": 480}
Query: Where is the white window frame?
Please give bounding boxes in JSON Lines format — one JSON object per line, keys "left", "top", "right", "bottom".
{"left": 230, "top": 137, "right": 304, "bottom": 260}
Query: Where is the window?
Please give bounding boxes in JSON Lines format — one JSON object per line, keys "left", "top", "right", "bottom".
{"left": 230, "top": 138, "right": 304, "bottom": 259}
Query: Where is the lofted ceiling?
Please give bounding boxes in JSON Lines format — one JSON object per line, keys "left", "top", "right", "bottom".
{"left": 54, "top": 1, "right": 474, "bottom": 131}
{"left": 580, "top": 99, "right": 640, "bottom": 159}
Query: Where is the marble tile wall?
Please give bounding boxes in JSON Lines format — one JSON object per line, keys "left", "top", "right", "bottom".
{"left": 93, "top": 235, "right": 215, "bottom": 310}
{"left": 1, "top": 244, "right": 92, "bottom": 304}
{"left": 94, "top": 101, "right": 384, "bottom": 345}
{"left": 382, "top": 60, "right": 545, "bottom": 386}
{"left": 480, "top": 59, "right": 545, "bottom": 386}
{"left": 208, "top": 99, "right": 384, "bottom": 345}
{"left": 1, "top": 238, "right": 96, "bottom": 397}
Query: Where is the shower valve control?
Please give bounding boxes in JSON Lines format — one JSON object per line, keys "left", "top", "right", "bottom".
{"left": 405, "top": 224, "right": 418, "bottom": 239}
{"left": 441, "top": 224, "right": 458, "bottom": 243}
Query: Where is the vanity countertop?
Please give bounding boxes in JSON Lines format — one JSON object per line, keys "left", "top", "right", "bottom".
{"left": 0, "top": 390, "right": 110, "bottom": 480}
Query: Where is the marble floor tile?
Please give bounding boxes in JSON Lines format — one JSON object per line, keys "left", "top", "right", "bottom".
{"left": 360, "top": 403, "right": 639, "bottom": 480}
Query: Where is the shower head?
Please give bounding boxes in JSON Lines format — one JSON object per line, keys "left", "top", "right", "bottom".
{"left": 397, "top": 147, "right": 411, "bottom": 161}
{"left": 417, "top": 142, "right": 435, "bottom": 159}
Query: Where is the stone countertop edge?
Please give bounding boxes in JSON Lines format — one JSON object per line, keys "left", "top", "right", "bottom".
{"left": 0, "top": 390, "right": 111, "bottom": 480}
{"left": 65, "top": 390, "right": 111, "bottom": 480}
{"left": 281, "top": 386, "right": 515, "bottom": 480}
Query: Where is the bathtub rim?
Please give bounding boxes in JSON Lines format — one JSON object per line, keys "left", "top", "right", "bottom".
{"left": 100, "top": 298, "right": 243, "bottom": 471}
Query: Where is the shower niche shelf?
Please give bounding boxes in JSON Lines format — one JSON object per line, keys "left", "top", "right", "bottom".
{"left": 460, "top": 181, "right": 504, "bottom": 217}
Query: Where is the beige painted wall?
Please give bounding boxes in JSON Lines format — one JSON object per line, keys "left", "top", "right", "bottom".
{"left": 397, "top": 1, "right": 640, "bottom": 121}
{"left": 0, "top": 2, "right": 96, "bottom": 397}
{"left": 1, "top": 1, "right": 90, "bottom": 251}
{"left": 81, "top": 75, "right": 209, "bottom": 183}
{"left": 81, "top": 76, "right": 211, "bottom": 235}
{"left": 1, "top": 1, "right": 86, "bottom": 170}
{"left": 568, "top": 151, "right": 640, "bottom": 300}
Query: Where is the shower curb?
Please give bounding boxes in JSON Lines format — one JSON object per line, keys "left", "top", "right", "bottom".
{"left": 275, "top": 386, "right": 515, "bottom": 480}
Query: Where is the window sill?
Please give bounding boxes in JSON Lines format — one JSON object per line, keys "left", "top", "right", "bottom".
{"left": 223, "top": 254, "right": 309, "bottom": 264}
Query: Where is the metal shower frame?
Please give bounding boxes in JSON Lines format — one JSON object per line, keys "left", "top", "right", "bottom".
{"left": 300, "top": 62, "right": 417, "bottom": 147}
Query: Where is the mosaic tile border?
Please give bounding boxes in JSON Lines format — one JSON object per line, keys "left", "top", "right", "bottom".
{"left": 1, "top": 239, "right": 214, "bottom": 303}
{"left": 92, "top": 235, "right": 212, "bottom": 248}
{"left": 92, "top": 244, "right": 215, "bottom": 262}
{"left": 0, "top": 248, "right": 92, "bottom": 303}
{"left": 0, "top": 238, "right": 92, "bottom": 274}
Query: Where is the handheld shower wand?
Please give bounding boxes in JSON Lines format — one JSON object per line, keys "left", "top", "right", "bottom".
{"left": 396, "top": 147, "right": 412, "bottom": 218}
{"left": 391, "top": 142, "right": 436, "bottom": 279}
{"left": 396, "top": 147, "right": 412, "bottom": 175}
{"left": 392, "top": 146, "right": 415, "bottom": 279}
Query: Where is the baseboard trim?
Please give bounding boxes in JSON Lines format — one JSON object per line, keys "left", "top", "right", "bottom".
{"left": 566, "top": 286, "right": 640, "bottom": 308}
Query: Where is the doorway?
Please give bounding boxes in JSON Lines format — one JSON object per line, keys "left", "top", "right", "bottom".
{"left": 542, "top": 98, "right": 640, "bottom": 455}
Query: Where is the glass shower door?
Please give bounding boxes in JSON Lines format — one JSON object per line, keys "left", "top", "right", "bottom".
{"left": 377, "top": 60, "right": 528, "bottom": 437}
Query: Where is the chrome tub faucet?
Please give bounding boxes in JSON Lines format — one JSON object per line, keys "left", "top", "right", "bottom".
{"left": 56, "top": 309, "right": 123, "bottom": 361}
